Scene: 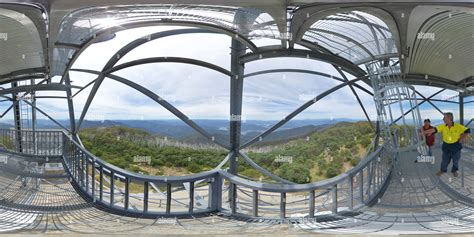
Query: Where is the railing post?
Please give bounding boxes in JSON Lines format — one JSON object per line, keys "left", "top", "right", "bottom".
{"left": 61, "top": 132, "right": 65, "bottom": 156}
{"left": 124, "top": 177, "right": 129, "bottom": 210}
{"left": 85, "top": 157, "right": 89, "bottom": 193}
{"left": 75, "top": 149, "right": 79, "bottom": 180}
{"left": 80, "top": 153, "right": 85, "bottom": 188}
{"left": 189, "top": 181, "right": 194, "bottom": 214}
{"left": 378, "top": 159, "right": 381, "bottom": 189}
{"left": 143, "top": 181, "right": 149, "bottom": 213}
{"left": 252, "top": 190, "right": 258, "bottom": 217}
{"left": 331, "top": 185, "right": 338, "bottom": 214}
{"left": 110, "top": 171, "right": 115, "bottom": 206}
{"left": 280, "top": 192, "right": 286, "bottom": 220}
{"left": 367, "top": 162, "right": 372, "bottom": 198}
{"left": 230, "top": 183, "right": 237, "bottom": 214}
{"left": 91, "top": 160, "right": 96, "bottom": 199}
{"left": 374, "top": 157, "right": 380, "bottom": 191}
{"left": 309, "top": 190, "right": 315, "bottom": 218}
{"left": 210, "top": 175, "right": 222, "bottom": 211}
{"left": 99, "top": 167, "right": 103, "bottom": 201}
{"left": 166, "top": 183, "right": 172, "bottom": 214}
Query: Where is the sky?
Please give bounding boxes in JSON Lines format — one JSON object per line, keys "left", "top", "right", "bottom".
{"left": 0, "top": 25, "right": 471, "bottom": 125}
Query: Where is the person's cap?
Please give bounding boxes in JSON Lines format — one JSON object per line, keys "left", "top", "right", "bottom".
{"left": 424, "top": 119, "right": 431, "bottom": 123}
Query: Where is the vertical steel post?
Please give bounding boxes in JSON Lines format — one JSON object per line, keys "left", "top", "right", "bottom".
{"left": 189, "top": 181, "right": 194, "bottom": 214}
{"left": 252, "top": 190, "right": 258, "bottom": 217}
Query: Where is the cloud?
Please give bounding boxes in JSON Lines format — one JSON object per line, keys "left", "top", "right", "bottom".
{"left": 10, "top": 26, "right": 468, "bottom": 125}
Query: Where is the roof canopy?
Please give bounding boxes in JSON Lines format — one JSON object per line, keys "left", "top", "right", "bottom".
{"left": 0, "top": 0, "right": 472, "bottom": 92}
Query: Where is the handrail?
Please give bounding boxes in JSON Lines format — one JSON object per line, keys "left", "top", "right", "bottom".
{"left": 63, "top": 131, "right": 219, "bottom": 183}
{"left": 0, "top": 128, "right": 393, "bottom": 219}
{"left": 220, "top": 146, "right": 384, "bottom": 192}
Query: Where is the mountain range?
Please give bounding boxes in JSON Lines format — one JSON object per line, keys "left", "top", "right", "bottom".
{"left": 0, "top": 118, "right": 363, "bottom": 144}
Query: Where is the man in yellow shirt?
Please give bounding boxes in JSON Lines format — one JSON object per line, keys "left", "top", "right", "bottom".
{"left": 423, "top": 112, "right": 470, "bottom": 177}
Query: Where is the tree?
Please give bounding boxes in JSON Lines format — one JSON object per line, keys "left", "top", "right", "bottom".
{"left": 276, "top": 163, "right": 311, "bottom": 183}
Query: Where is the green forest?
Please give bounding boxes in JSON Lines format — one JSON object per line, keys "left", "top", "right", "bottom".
{"left": 79, "top": 121, "right": 374, "bottom": 184}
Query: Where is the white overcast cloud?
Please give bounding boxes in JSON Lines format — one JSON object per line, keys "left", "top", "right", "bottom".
{"left": 1, "top": 26, "right": 469, "bottom": 125}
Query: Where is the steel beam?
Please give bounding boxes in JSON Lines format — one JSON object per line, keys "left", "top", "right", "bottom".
{"left": 334, "top": 65, "right": 373, "bottom": 127}
{"left": 240, "top": 49, "right": 366, "bottom": 77}
{"left": 105, "top": 57, "right": 233, "bottom": 77}
{"left": 64, "top": 73, "right": 77, "bottom": 136}
{"left": 70, "top": 69, "right": 230, "bottom": 150}
{"left": 10, "top": 81, "right": 22, "bottom": 152}
{"left": 0, "top": 84, "right": 81, "bottom": 96}
{"left": 244, "top": 68, "right": 373, "bottom": 96}
{"left": 228, "top": 32, "right": 246, "bottom": 175}
{"left": 240, "top": 77, "right": 365, "bottom": 149}
{"left": 391, "top": 88, "right": 446, "bottom": 125}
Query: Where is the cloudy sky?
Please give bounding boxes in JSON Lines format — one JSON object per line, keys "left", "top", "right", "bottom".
{"left": 0, "top": 25, "right": 471, "bottom": 125}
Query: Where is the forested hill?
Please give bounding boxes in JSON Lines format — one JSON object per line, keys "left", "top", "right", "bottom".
{"left": 79, "top": 121, "right": 374, "bottom": 183}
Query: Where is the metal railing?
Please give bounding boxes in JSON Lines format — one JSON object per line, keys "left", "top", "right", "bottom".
{"left": 219, "top": 146, "right": 392, "bottom": 219}
{"left": 0, "top": 129, "right": 63, "bottom": 156}
{"left": 0, "top": 128, "right": 394, "bottom": 219}
{"left": 61, "top": 132, "right": 221, "bottom": 217}
{"left": 465, "top": 119, "right": 473, "bottom": 149}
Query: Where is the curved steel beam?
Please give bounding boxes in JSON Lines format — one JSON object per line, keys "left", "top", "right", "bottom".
{"left": 56, "top": 20, "right": 259, "bottom": 116}
{"left": 0, "top": 84, "right": 80, "bottom": 96}
{"left": 240, "top": 49, "right": 366, "bottom": 77}
{"left": 457, "top": 76, "right": 474, "bottom": 88}
{"left": 22, "top": 100, "right": 72, "bottom": 133}
{"left": 70, "top": 68, "right": 231, "bottom": 150}
{"left": 104, "top": 57, "right": 233, "bottom": 77}
{"left": 290, "top": 5, "right": 401, "bottom": 58}
{"left": 307, "top": 28, "right": 375, "bottom": 59}
{"left": 352, "top": 12, "right": 383, "bottom": 54}
{"left": 75, "top": 57, "right": 233, "bottom": 132}
{"left": 333, "top": 65, "right": 373, "bottom": 127}
{"left": 391, "top": 88, "right": 446, "bottom": 125}
{"left": 240, "top": 76, "right": 366, "bottom": 149}
{"left": 0, "top": 67, "right": 45, "bottom": 81}
{"left": 404, "top": 74, "right": 466, "bottom": 91}
{"left": 71, "top": 29, "right": 222, "bottom": 131}
{"left": 102, "top": 29, "right": 217, "bottom": 71}
{"left": 323, "top": 16, "right": 390, "bottom": 32}
{"left": 244, "top": 68, "right": 373, "bottom": 96}
{"left": 245, "top": 68, "right": 344, "bottom": 82}
{"left": 56, "top": 20, "right": 258, "bottom": 80}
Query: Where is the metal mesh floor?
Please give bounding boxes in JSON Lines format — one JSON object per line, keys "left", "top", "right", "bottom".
{"left": 0, "top": 147, "right": 473, "bottom": 235}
